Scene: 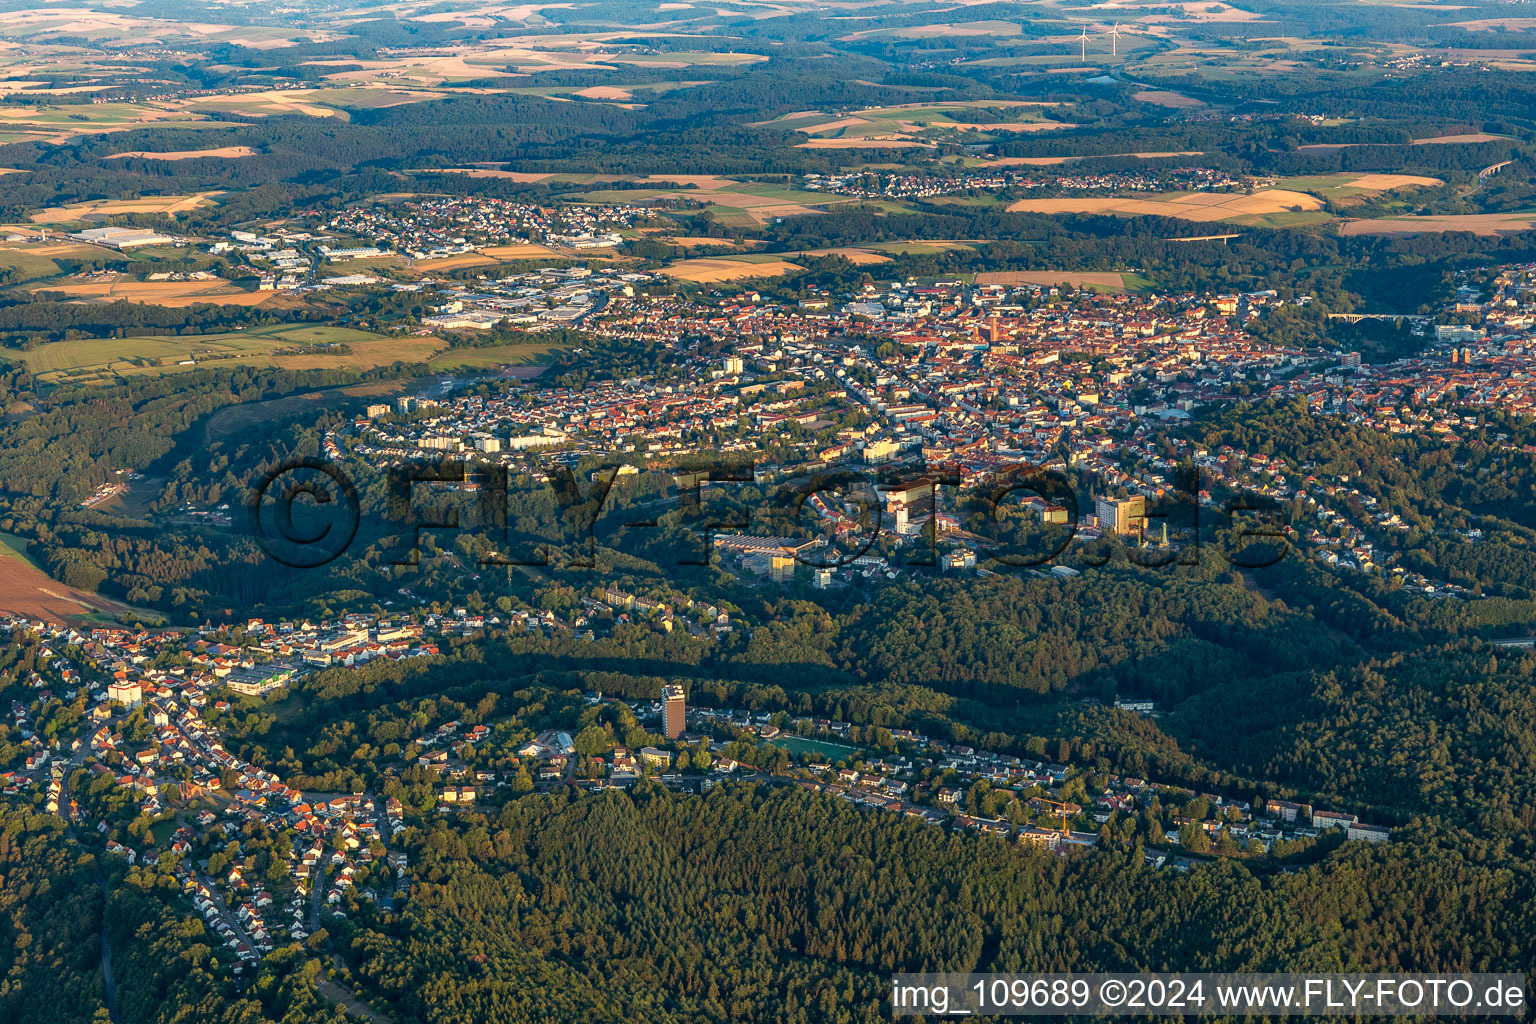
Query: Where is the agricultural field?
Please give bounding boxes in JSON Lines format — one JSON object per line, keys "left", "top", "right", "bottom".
{"left": 178, "top": 86, "right": 450, "bottom": 119}
{"left": 0, "top": 242, "right": 119, "bottom": 283}
{"left": 1073, "top": 0, "right": 1263, "bottom": 23}
{"left": 662, "top": 256, "right": 803, "bottom": 282}
{"left": 1412, "top": 133, "right": 1510, "bottom": 145}
{"left": 0, "top": 532, "right": 135, "bottom": 623}
{"left": 802, "top": 238, "right": 983, "bottom": 259}
{"left": 28, "top": 275, "right": 268, "bottom": 307}
{"left": 268, "top": 333, "right": 564, "bottom": 373}
{"left": 1277, "top": 173, "right": 1444, "bottom": 203}
{"left": 761, "top": 100, "right": 1075, "bottom": 149}
{"left": 426, "top": 343, "right": 563, "bottom": 370}
{"left": 1338, "top": 213, "right": 1536, "bottom": 237}
{"left": 795, "top": 247, "right": 894, "bottom": 265}
{"left": 795, "top": 137, "right": 935, "bottom": 150}
{"left": 105, "top": 146, "right": 258, "bottom": 161}
{"left": 0, "top": 100, "right": 214, "bottom": 143}
{"left": 568, "top": 179, "right": 843, "bottom": 224}
{"left": 0, "top": 83, "right": 465, "bottom": 140}
{"left": 264, "top": 336, "right": 445, "bottom": 371}
{"left": 296, "top": 41, "right": 764, "bottom": 88}
{"left": 29, "top": 191, "right": 224, "bottom": 224}
{"left": 651, "top": 235, "right": 758, "bottom": 250}
{"left": 1007, "top": 189, "right": 1326, "bottom": 225}
{"left": 422, "top": 169, "right": 579, "bottom": 182}
{"left": 419, "top": 169, "right": 738, "bottom": 186}
{"left": 0, "top": 7, "right": 333, "bottom": 48}
{"left": 1132, "top": 91, "right": 1205, "bottom": 109}
{"left": 841, "top": 20, "right": 1024, "bottom": 41}
{"left": 867, "top": 240, "right": 980, "bottom": 255}
{"left": 988, "top": 151, "right": 1206, "bottom": 167}
{"left": 19, "top": 325, "right": 386, "bottom": 384}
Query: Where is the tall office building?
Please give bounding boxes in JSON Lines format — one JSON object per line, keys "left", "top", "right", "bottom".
{"left": 662, "top": 684, "right": 687, "bottom": 739}
{"left": 1096, "top": 496, "right": 1146, "bottom": 537}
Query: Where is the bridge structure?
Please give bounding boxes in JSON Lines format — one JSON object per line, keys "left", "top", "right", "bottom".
{"left": 1326, "top": 312, "right": 1433, "bottom": 326}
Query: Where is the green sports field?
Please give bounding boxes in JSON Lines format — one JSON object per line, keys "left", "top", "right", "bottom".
{"left": 771, "top": 735, "right": 861, "bottom": 759}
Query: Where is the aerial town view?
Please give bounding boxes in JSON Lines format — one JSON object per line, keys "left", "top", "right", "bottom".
{"left": 1, "top": 0, "right": 1535, "bottom": 1020}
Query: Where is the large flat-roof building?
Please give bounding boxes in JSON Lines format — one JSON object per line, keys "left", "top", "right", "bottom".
{"left": 1096, "top": 496, "right": 1146, "bottom": 538}
{"left": 69, "top": 226, "right": 175, "bottom": 249}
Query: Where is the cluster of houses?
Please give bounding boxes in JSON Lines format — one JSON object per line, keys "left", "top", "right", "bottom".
{"left": 0, "top": 583, "right": 1402, "bottom": 984}
{"left": 805, "top": 165, "right": 1254, "bottom": 201}
{"left": 331, "top": 266, "right": 1522, "bottom": 594}
{"left": 0, "top": 614, "right": 437, "bottom": 970}
{"left": 321, "top": 194, "right": 642, "bottom": 260}
{"left": 493, "top": 697, "right": 1395, "bottom": 867}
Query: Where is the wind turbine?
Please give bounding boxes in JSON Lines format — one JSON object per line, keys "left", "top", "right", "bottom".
{"left": 1110, "top": 22, "right": 1120, "bottom": 57}
{"left": 1080, "top": 25, "right": 1088, "bottom": 60}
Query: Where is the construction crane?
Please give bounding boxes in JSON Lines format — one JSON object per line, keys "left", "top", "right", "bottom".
{"left": 1037, "top": 798, "right": 1072, "bottom": 834}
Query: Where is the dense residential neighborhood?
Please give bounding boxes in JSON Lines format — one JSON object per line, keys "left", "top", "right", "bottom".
{"left": 259, "top": 243, "right": 1536, "bottom": 599}
{"left": 3, "top": 601, "right": 1393, "bottom": 976}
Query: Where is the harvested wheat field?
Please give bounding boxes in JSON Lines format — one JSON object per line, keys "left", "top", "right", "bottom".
{"left": 30, "top": 191, "right": 223, "bottom": 223}
{"left": 1339, "top": 214, "right": 1536, "bottom": 237}
{"left": 795, "top": 137, "right": 934, "bottom": 149}
{"left": 413, "top": 253, "right": 500, "bottom": 271}
{"left": 1346, "top": 174, "right": 1442, "bottom": 189}
{"left": 975, "top": 271, "right": 1129, "bottom": 290}
{"left": 1412, "top": 133, "right": 1507, "bottom": 145}
{"left": 1008, "top": 189, "right": 1322, "bottom": 222}
{"left": 1124, "top": 1, "right": 1263, "bottom": 21}
{"left": 180, "top": 88, "right": 345, "bottom": 117}
{"left": 657, "top": 236, "right": 753, "bottom": 249}
{"left": 574, "top": 86, "right": 633, "bottom": 100}
{"left": 696, "top": 193, "right": 820, "bottom": 219}
{"left": 479, "top": 243, "right": 571, "bottom": 258}
{"left": 663, "top": 257, "right": 802, "bottom": 282}
{"left": 0, "top": 536, "right": 132, "bottom": 623}
{"left": 107, "top": 146, "right": 256, "bottom": 160}
{"left": 972, "top": 121, "right": 1080, "bottom": 132}
{"left": 36, "top": 277, "right": 271, "bottom": 306}
{"left": 1439, "top": 16, "right": 1536, "bottom": 29}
